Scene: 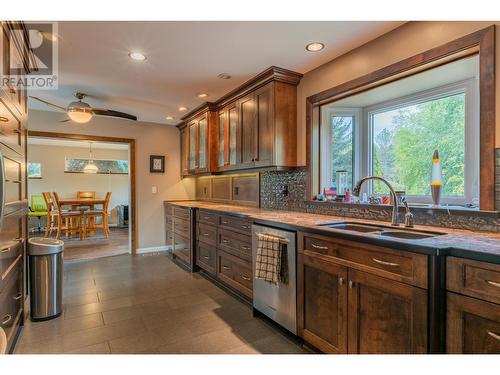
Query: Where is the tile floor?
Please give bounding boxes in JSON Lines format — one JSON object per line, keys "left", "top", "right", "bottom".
{"left": 14, "top": 253, "right": 304, "bottom": 354}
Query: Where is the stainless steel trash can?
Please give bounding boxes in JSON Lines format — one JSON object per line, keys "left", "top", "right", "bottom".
{"left": 28, "top": 238, "right": 64, "bottom": 321}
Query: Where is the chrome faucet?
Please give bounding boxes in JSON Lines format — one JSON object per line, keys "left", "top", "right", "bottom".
{"left": 352, "top": 176, "right": 400, "bottom": 226}
{"left": 401, "top": 197, "right": 414, "bottom": 228}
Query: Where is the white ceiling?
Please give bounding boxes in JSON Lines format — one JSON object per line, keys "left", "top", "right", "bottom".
{"left": 28, "top": 137, "right": 129, "bottom": 150}
{"left": 326, "top": 54, "right": 479, "bottom": 108}
{"left": 28, "top": 21, "right": 404, "bottom": 125}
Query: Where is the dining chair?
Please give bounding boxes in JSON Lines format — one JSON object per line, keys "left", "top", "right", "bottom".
{"left": 76, "top": 191, "right": 97, "bottom": 235}
{"left": 53, "top": 192, "right": 85, "bottom": 240}
{"left": 42, "top": 192, "right": 59, "bottom": 238}
{"left": 84, "top": 192, "right": 112, "bottom": 239}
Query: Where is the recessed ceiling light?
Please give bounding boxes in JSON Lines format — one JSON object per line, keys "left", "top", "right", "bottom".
{"left": 178, "top": 106, "right": 188, "bottom": 112}
{"left": 128, "top": 51, "right": 147, "bottom": 61}
{"left": 217, "top": 73, "right": 231, "bottom": 80}
{"left": 305, "top": 42, "right": 325, "bottom": 52}
{"left": 165, "top": 116, "right": 174, "bottom": 120}
{"left": 196, "top": 93, "right": 209, "bottom": 98}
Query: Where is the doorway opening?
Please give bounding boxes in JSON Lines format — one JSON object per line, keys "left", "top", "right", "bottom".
{"left": 27, "top": 131, "right": 136, "bottom": 261}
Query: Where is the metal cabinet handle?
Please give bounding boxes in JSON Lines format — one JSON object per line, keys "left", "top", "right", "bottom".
{"left": 338, "top": 277, "right": 344, "bottom": 286}
{"left": 203, "top": 216, "right": 211, "bottom": 220}
{"left": 311, "top": 243, "right": 329, "bottom": 250}
{"left": 486, "top": 280, "right": 500, "bottom": 288}
{"left": 1, "top": 314, "right": 12, "bottom": 325}
{"left": 223, "top": 265, "right": 230, "bottom": 270}
{"left": 241, "top": 225, "right": 249, "bottom": 229}
{"left": 202, "top": 233, "right": 209, "bottom": 236}
{"left": 241, "top": 275, "right": 251, "bottom": 281}
{"left": 242, "top": 246, "right": 250, "bottom": 250}
{"left": 487, "top": 331, "right": 500, "bottom": 341}
{"left": 348, "top": 280, "right": 354, "bottom": 289}
{"left": 222, "top": 221, "right": 229, "bottom": 224}
{"left": 0, "top": 116, "right": 9, "bottom": 122}
{"left": 222, "top": 239, "right": 228, "bottom": 243}
{"left": 372, "top": 258, "right": 399, "bottom": 267}
{"left": 14, "top": 292, "right": 22, "bottom": 300}
{"left": 203, "top": 255, "right": 209, "bottom": 260}
{"left": 1, "top": 247, "right": 10, "bottom": 253}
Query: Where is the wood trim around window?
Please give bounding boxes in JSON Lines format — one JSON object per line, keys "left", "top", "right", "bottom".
{"left": 27, "top": 130, "right": 138, "bottom": 253}
{"left": 306, "top": 26, "right": 496, "bottom": 211}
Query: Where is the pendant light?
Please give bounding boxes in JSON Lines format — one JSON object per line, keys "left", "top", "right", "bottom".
{"left": 83, "top": 142, "right": 99, "bottom": 174}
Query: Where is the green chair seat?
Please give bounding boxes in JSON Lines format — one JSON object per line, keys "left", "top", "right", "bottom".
{"left": 29, "top": 211, "right": 48, "bottom": 217}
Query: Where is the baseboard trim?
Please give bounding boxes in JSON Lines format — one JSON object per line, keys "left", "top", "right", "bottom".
{"left": 136, "top": 245, "right": 170, "bottom": 254}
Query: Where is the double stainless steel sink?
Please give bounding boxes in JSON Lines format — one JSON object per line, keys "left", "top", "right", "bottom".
{"left": 319, "top": 222, "right": 445, "bottom": 240}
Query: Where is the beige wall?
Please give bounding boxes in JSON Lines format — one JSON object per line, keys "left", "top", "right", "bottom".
{"left": 297, "top": 21, "right": 499, "bottom": 165}
{"left": 28, "top": 109, "right": 195, "bottom": 250}
{"left": 28, "top": 144, "right": 129, "bottom": 226}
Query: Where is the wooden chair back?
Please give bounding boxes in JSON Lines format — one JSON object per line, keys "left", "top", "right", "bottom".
{"left": 77, "top": 191, "right": 96, "bottom": 199}
{"left": 52, "top": 192, "right": 63, "bottom": 211}
{"left": 42, "top": 192, "right": 55, "bottom": 210}
{"left": 103, "top": 192, "right": 112, "bottom": 212}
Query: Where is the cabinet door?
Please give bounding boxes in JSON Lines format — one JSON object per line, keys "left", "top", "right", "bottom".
{"left": 347, "top": 269, "right": 428, "bottom": 353}
{"left": 298, "top": 252, "right": 348, "bottom": 353}
{"left": 447, "top": 292, "right": 500, "bottom": 354}
{"left": 217, "top": 111, "right": 226, "bottom": 168}
{"left": 239, "top": 94, "right": 256, "bottom": 166}
{"left": 198, "top": 116, "right": 208, "bottom": 170}
{"left": 180, "top": 127, "right": 188, "bottom": 176}
{"left": 188, "top": 122, "right": 197, "bottom": 171}
{"left": 228, "top": 104, "right": 238, "bottom": 166}
{"left": 254, "top": 84, "right": 274, "bottom": 167}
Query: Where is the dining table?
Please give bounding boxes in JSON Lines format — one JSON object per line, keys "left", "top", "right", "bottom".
{"left": 58, "top": 197, "right": 106, "bottom": 239}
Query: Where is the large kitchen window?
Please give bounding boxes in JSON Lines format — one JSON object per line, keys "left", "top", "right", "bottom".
{"left": 320, "top": 79, "right": 479, "bottom": 205}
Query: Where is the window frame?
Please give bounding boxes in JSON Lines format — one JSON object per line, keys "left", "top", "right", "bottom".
{"left": 319, "top": 78, "right": 479, "bottom": 205}
{"left": 320, "top": 107, "right": 362, "bottom": 192}
{"left": 364, "top": 79, "right": 479, "bottom": 205}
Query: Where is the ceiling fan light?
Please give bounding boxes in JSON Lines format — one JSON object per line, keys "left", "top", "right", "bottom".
{"left": 68, "top": 107, "right": 93, "bottom": 123}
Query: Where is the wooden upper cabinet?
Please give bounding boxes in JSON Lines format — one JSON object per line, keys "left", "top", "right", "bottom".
{"left": 179, "top": 125, "right": 189, "bottom": 177}
{"left": 179, "top": 67, "right": 302, "bottom": 177}
{"left": 181, "top": 107, "right": 216, "bottom": 175}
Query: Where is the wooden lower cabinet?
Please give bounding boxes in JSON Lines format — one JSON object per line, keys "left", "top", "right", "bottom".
{"left": 216, "top": 250, "right": 253, "bottom": 299}
{"left": 298, "top": 250, "right": 428, "bottom": 354}
{"left": 347, "top": 269, "right": 428, "bottom": 354}
{"left": 298, "top": 252, "right": 348, "bottom": 354}
{"left": 447, "top": 292, "right": 500, "bottom": 353}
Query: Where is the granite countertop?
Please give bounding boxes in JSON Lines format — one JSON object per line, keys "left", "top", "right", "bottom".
{"left": 165, "top": 200, "right": 500, "bottom": 264}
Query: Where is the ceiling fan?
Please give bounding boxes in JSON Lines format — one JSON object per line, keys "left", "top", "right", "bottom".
{"left": 30, "top": 92, "right": 138, "bottom": 123}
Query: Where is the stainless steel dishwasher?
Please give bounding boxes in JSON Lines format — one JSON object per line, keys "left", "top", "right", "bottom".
{"left": 252, "top": 224, "right": 297, "bottom": 335}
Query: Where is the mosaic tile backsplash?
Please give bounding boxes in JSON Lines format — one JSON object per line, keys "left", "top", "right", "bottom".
{"left": 260, "top": 153, "right": 500, "bottom": 233}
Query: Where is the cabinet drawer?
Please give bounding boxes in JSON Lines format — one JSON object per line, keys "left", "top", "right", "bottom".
{"left": 196, "top": 242, "right": 216, "bottom": 276}
{"left": 447, "top": 257, "right": 500, "bottom": 304}
{"left": 219, "top": 214, "right": 251, "bottom": 235}
{"left": 173, "top": 206, "right": 190, "bottom": 220}
{"left": 216, "top": 250, "right": 252, "bottom": 299}
{"left": 218, "top": 228, "right": 252, "bottom": 261}
{"left": 300, "top": 233, "right": 427, "bottom": 288}
{"left": 233, "top": 262, "right": 253, "bottom": 293}
{"left": 197, "top": 223, "right": 217, "bottom": 246}
{"left": 0, "top": 240, "right": 23, "bottom": 282}
{"left": 0, "top": 257, "right": 22, "bottom": 344}
{"left": 173, "top": 233, "right": 190, "bottom": 265}
{"left": 218, "top": 253, "right": 234, "bottom": 279}
{"left": 173, "top": 217, "right": 190, "bottom": 236}
{"left": 0, "top": 210, "right": 23, "bottom": 249}
{"left": 197, "top": 210, "right": 218, "bottom": 225}
{"left": 303, "top": 235, "right": 337, "bottom": 257}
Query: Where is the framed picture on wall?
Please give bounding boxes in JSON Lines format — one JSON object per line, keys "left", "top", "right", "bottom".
{"left": 150, "top": 155, "right": 165, "bottom": 173}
